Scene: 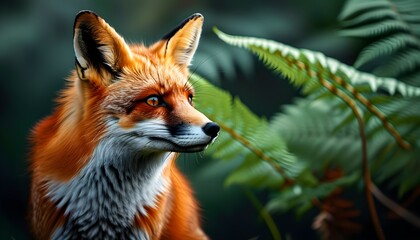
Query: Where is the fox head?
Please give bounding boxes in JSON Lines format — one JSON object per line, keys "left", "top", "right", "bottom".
{"left": 30, "top": 12, "right": 218, "bottom": 238}
{"left": 70, "top": 10, "right": 219, "bottom": 155}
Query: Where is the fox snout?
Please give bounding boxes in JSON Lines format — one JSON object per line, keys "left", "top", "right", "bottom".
{"left": 150, "top": 120, "right": 219, "bottom": 153}
{"left": 202, "top": 122, "right": 220, "bottom": 139}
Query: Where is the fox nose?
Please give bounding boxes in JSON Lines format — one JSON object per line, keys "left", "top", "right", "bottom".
{"left": 202, "top": 122, "right": 220, "bottom": 138}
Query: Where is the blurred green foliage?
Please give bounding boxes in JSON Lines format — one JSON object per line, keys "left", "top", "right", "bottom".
{"left": 9, "top": 0, "right": 416, "bottom": 239}
{"left": 207, "top": 21, "right": 420, "bottom": 238}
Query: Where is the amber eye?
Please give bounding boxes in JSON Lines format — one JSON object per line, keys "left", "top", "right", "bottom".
{"left": 146, "top": 95, "right": 160, "bottom": 107}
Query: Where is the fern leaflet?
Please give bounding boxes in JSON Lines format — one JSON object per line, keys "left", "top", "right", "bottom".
{"left": 214, "top": 27, "right": 420, "bottom": 148}
{"left": 213, "top": 28, "right": 420, "bottom": 195}
{"left": 340, "top": 0, "right": 420, "bottom": 86}
{"left": 191, "top": 74, "right": 302, "bottom": 188}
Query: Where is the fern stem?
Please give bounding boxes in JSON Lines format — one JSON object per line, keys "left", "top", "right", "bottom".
{"left": 356, "top": 108, "right": 386, "bottom": 240}
{"left": 214, "top": 28, "right": 413, "bottom": 150}
{"left": 288, "top": 54, "right": 411, "bottom": 150}
{"left": 293, "top": 53, "right": 410, "bottom": 150}
{"left": 329, "top": 74, "right": 411, "bottom": 150}
{"left": 317, "top": 76, "right": 386, "bottom": 240}
{"left": 245, "top": 188, "right": 282, "bottom": 240}
{"left": 216, "top": 121, "right": 287, "bottom": 176}
{"left": 371, "top": 183, "right": 420, "bottom": 229}
{"left": 387, "top": 0, "right": 420, "bottom": 45}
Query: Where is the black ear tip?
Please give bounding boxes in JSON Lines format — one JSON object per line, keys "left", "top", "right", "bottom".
{"left": 161, "top": 13, "right": 204, "bottom": 40}
{"left": 74, "top": 10, "right": 100, "bottom": 28}
{"left": 190, "top": 13, "right": 204, "bottom": 20}
{"left": 73, "top": 10, "right": 101, "bottom": 35}
{"left": 75, "top": 10, "right": 99, "bottom": 20}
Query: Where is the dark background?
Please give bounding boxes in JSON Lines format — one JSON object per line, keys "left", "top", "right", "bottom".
{"left": 0, "top": 0, "right": 368, "bottom": 239}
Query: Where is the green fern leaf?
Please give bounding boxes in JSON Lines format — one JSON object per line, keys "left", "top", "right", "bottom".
{"left": 396, "top": 0, "right": 420, "bottom": 15}
{"left": 340, "top": 0, "right": 420, "bottom": 81}
{"left": 340, "top": 20, "right": 410, "bottom": 37}
{"left": 214, "top": 27, "right": 420, "bottom": 150}
{"left": 270, "top": 94, "right": 420, "bottom": 195}
{"left": 213, "top": 27, "right": 420, "bottom": 97}
{"left": 225, "top": 155, "right": 284, "bottom": 188}
{"left": 339, "top": 0, "right": 393, "bottom": 21}
{"left": 341, "top": 8, "right": 397, "bottom": 28}
{"left": 375, "top": 50, "right": 420, "bottom": 78}
{"left": 191, "top": 74, "right": 303, "bottom": 186}
{"left": 266, "top": 172, "right": 359, "bottom": 215}
{"left": 270, "top": 99, "right": 362, "bottom": 172}
{"left": 355, "top": 34, "right": 420, "bottom": 67}
{"left": 214, "top": 28, "right": 420, "bottom": 194}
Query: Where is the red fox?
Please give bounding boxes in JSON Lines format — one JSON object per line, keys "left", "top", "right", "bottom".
{"left": 29, "top": 10, "right": 219, "bottom": 239}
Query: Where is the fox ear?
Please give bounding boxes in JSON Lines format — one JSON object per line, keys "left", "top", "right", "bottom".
{"left": 160, "top": 13, "right": 203, "bottom": 68}
{"left": 73, "top": 10, "right": 132, "bottom": 85}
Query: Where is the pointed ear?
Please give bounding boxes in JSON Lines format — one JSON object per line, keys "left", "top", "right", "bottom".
{"left": 73, "top": 10, "right": 132, "bottom": 85}
{"left": 161, "top": 13, "right": 203, "bottom": 67}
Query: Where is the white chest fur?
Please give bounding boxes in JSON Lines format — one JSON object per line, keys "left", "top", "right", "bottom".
{"left": 47, "top": 136, "right": 171, "bottom": 239}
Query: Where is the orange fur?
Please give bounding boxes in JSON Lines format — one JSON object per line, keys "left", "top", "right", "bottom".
{"left": 133, "top": 155, "right": 207, "bottom": 240}
{"left": 29, "top": 11, "right": 215, "bottom": 239}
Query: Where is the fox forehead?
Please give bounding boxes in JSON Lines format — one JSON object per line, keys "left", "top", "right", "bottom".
{"left": 103, "top": 47, "right": 194, "bottom": 113}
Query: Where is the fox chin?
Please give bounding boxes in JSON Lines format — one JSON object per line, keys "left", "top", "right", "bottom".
{"left": 29, "top": 10, "right": 219, "bottom": 240}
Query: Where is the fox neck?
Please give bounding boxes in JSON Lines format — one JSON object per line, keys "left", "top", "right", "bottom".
{"left": 47, "top": 135, "right": 172, "bottom": 239}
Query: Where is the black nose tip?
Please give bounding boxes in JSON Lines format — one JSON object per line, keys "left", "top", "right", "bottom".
{"left": 202, "top": 122, "right": 220, "bottom": 138}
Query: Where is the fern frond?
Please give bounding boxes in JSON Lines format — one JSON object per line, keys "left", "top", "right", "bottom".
{"left": 191, "top": 74, "right": 302, "bottom": 187}
{"left": 339, "top": 0, "right": 393, "bottom": 21}
{"left": 375, "top": 50, "right": 420, "bottom": 78}
{"left": 340, "top": 20, "right": 410, "bottom": 37}
{"left": 214, "top": 27, "right": 420, "bottom": 97}
{"left": 341, "top": 8, "right": 397, "bottom": 28}
{"left": 270, "top": 96, "right": 420, "bottom": 195}
{"left": 396, "top": 0, "right": 420, "bottom": 14}
{"left": 214, "top": 28, "right": 420, "bottom": 149}
{"left": 354, "top": 34, "right": 420, "bottom": 67}
{"left": 214, "top": 28, "right": 420, "bottom": 194}
{"left": 267, "top": 173, "right": 359, "bottom": 216}
{"left": 225, "top": 155, "right": 284, "bottom": 188}
{"left": 270, "top": 99, "right": 362, "bottom": 172}
{"left": 340, "top": 0, "right": 420, "bottom": 83}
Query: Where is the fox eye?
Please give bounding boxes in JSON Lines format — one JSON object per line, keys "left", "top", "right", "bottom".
{"left": 188, "top": 94, "right": 193, "bottom": 105}
{"left": 146, "top": 95, "right": 161, "bottom": 107}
